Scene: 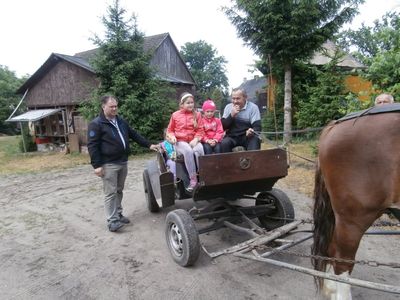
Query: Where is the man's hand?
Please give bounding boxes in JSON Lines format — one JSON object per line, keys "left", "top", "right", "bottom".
{"left": 231, "top": 104, "right": 241, "bottom": 117}
{"left": 149, "top": 144, "right": 160, "bottom": 151}
{"left": 246, "top": 128, "right": 255, "bottom": 137}
{"left": 94, "top": 167, "right": 104, "bottom": 177}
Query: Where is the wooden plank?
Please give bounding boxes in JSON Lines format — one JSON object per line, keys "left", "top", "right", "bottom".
{"left": 198, "top": 149, "right": 288, "bottom": 186}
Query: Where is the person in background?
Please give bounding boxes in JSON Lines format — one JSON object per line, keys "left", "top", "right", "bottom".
{"left": 375, "top": 93, "right": 394, "bottom": 105}
{"left": 87, "top": 95, "right": 159, "bottom": 232}
{"left": 167, "top": 92, "right": 204, "bottom": 192}
{"left": 201, "top": 99, "right": 224, "bottom": 154}
{"left": 220, "top": 88, "right": 261, "bottom": 152}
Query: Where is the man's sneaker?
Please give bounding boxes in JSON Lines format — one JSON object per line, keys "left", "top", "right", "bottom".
{"left": 118, "top": 214, "right": 130, "bottom": 224}
{"left": 108, "top": 220, "right": 124, "bottom": 232}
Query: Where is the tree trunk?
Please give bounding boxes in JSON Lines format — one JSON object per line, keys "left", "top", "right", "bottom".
{"left": 283, "top": 64, "right": 292, "bottom": 144}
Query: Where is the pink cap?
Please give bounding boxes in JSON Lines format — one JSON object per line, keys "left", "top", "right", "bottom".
{"left": 202, "top": 99, "right": 216, "bottom": 111}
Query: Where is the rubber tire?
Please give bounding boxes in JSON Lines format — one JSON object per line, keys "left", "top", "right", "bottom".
{"left": 256, "top": 188, "right": 295, "bottom": 230}
{"left": 143, "top": 169, "right": 159, "bottom": 212}
{"left": 165, "top": 209, "right": 200, "bottom": 267}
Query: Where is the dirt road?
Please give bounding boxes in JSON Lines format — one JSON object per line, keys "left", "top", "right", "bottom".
{"left": 0, "top": 156, "right": 399, "bottom": 299}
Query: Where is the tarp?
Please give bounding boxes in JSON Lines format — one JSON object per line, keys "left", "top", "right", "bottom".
{"left": 7, "top": 109, "right": 62, "bottom": 122}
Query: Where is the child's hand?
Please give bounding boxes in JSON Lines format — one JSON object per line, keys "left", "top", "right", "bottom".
{"left": 189, "top": 138, "right": 198, "bottom": 148}
{"left": 168, "top": 135, "right": 177, "bottom": 144}
{"left": 207, "top": 139, "right": 216, "bottom": 146}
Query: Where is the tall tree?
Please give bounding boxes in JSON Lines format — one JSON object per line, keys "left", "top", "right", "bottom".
{"left": 0, "top": 66, "right": 25, "bottom": 134}
{"left": 180, "top": 41, "right": 229, "bottom": 102}
{"left": 339, "top": 12, "right": 400, "bottom": 99}
{"left": 79, "top": 0, "right": 174, "bottom": 150}
{"left": 224, "top": 0, "right": 363, "bottom": 143}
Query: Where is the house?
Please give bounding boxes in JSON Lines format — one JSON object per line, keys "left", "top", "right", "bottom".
{"left": 309, "top": 40, "right": 373, "bottom": 101}
{"left": 238, "top": 40, "right": 372, "bottom": 112}
{"left": 237, "top": 76, "right": 269, "bottom": 113}
{"left": 10, "top": 33, "right": 196, "bottom": 151}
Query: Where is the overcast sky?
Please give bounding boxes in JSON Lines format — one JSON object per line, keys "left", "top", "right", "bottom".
{"left": 0, "top": 0, "right": 399, "bottom": 89}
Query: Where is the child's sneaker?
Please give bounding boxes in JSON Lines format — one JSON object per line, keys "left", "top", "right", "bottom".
{"left": 186, "top": 176, "right": 197, "bottom": 192}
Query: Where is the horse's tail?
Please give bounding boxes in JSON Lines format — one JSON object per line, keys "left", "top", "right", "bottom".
{"left": 312, "top": 160, "right": 335, "bottom": 290}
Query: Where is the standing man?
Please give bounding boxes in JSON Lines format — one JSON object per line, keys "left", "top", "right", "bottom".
{"left": 88, "top": 95, "right": 159, "bottom": 232}
{"left": 220, "top": 88, "right": 262, "bottom": 152}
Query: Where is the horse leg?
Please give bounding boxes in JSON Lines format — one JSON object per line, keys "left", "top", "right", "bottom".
{"left": 322, "top": 219, "right": 366, "bottom": 300}
{"left": 323, "top": 264, "right": 351, "bottom": 300}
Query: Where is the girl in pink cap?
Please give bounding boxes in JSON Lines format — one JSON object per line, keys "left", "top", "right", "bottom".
{"left": 167, "top": 92, "right": 204, "bottom": 192}
{"left": 201, "top": 99, "right": 224, "bottom": 154}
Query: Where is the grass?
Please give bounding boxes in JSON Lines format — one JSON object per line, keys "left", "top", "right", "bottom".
{"left": 262, "top": 139, "right": 317, "bottom": 197}
{"left": 0, "top": 136, "right": 90, "bottom": 174}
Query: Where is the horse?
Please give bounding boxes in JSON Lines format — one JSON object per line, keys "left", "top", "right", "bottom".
{"left": 312, "top": 106, "right": 400, "bottom": 299}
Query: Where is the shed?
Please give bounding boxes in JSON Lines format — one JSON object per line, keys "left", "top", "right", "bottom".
{"left": 13, "top": 33, "right": 196, "bottom": 151}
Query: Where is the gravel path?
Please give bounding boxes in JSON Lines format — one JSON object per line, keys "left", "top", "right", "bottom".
{"left": 0, "top": 157, "right": 398, "bottom": 299}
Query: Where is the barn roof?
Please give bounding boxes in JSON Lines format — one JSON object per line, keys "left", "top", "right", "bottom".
{"left": 16, "top": 53, "right": 93, "bottom": 94}
{"left": 73, "top": 32, "right": 169, "bottom": 61}
{"left": 237, "top": 76, "right": 267, "bottom": 103}
{"left": 17, "top": 33, "right": 193, "bottom": 94}
{"left": 309, "top": 40, "right": 365, "bottom": 69}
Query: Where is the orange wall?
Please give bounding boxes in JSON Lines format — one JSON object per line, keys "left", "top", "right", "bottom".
{"left": 344, "top": 75, "right": 374, "bottom": 102}
{"left": 266, "top": 74, "right": 373, "bottom": 110}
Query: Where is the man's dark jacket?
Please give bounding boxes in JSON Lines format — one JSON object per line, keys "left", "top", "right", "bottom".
{"left": 87, "top": 113, "right": 150, "bottom": 168}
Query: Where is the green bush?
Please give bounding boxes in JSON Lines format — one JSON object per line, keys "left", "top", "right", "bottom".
{"left": 18, "top": 125, "right": 36, "bottom": 152}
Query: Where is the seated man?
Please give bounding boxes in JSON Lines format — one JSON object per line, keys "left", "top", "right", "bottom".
{"left": 374, "top": 93, "right": 394, "bottom": 105}
{"left": 221, "top": 88, "right": 261, "bottom": 152}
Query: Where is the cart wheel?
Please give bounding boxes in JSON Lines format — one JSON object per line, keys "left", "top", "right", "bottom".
{"left": 256, "top": 188, "right": 295, "bottom": 230}
{"left": 143, "top": 169, "right": 159, "bottom": 212}
{"left": 165, "top": 209, "right": 200, "bottom": 267}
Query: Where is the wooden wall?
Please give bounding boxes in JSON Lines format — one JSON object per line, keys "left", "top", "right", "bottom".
{"left": 150, "top": 36, "right": 194, "bottom": 84}
{"left": 26, "top": 61, "right": 99, "bottom": 108}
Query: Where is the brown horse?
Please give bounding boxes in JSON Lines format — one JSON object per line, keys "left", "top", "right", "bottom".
{"left": 312, "top": 108, "right": 400, "bottom": 298}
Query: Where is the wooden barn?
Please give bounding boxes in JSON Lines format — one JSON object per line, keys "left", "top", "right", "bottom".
{"left": 11, "top": 33, "right": 196, "bottom": 151}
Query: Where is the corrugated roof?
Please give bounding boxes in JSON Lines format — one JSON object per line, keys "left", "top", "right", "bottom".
{"left": 7, "top": 109, "right": 62, "bottom": 122}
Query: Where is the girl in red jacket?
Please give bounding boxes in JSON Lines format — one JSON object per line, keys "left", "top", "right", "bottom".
{"left": 201, "top": 99, "right": 224, "bottom": 154}
{"left": 167, "top": 92, "right": 205, "bottom": 191}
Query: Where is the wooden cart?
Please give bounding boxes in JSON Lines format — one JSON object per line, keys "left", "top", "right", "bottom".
{"left": 143, "top": 148, "right": 296, "bottom": 266}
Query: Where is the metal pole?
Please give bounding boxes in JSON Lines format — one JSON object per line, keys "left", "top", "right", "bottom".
{"left": 234, "top": 252, "right": 400, "bottom": 294}
{"left": 7, "top": 89, "right": 29, "bottom": 121}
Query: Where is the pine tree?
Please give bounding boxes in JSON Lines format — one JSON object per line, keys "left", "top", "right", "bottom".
{"left": 224, "top": 0, "right": 363, "bottom": 143}
{"left": 80, "top": 0, "right": 175, "bottom": 151}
